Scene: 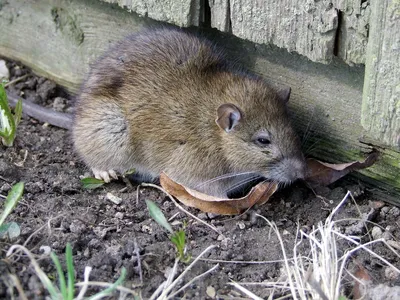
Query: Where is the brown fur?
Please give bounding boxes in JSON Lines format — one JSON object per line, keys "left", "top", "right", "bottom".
{"left": 73, "top": 28, "right": 306, "bottom": 197}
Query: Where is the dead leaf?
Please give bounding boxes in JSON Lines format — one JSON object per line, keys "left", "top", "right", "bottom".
{"left": 160, "top": 173, "right": 277, "bottom": 215}
{"left": 352, "top": 262, "right": 372, "bottom": 299}
{"left": 159, "top": 152, "right": 378, "bottom": 215}
{"left": 305, "top": 152, "right": 378, "bottom": 187}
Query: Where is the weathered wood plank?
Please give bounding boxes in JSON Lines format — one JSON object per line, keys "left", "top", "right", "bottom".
{"left": 334, "top": 0, "right": 370, "bottom": 65}
{"left": 102, "top": 0, "right": 202, "bottom": 27}
{"left": 361, "top": 0, "right": 400, "bottom": 148}
{"left": 100, "top": 0, "right": 371, "bottom": 65}
{"left": 0, "top": 0, "right": 157, "bottom": 93}
{"left": 0, "top": 0, "right": 399, "bottom": 203}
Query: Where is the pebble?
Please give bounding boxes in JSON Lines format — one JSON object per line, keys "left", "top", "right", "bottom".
{"left": 206, "top": 286, "right": 216, "bottom": 298}
{"left": 380, "top": 206, "right": 390, "bottom": 218}
{"left": 237, "top": 221, "right": 245, "bottom": 230}
{"left": 52, "top": 97, "right": 67, "bottom": 112}
{"left": 141, "top": 224, "right": 152, "bottom": 234}
{"left": 197, "top": 213, "right": 208, "bottom": 220}
{"left": 384, "top": 266, "right": 399, "bottom": 280}
{"left": 37, "top": 79, "right": 56, "bottom": 100}
{"left": 106, "top": 192, "right": 122, "bottom": 204}
{"left": 371, "top": 226, "right": 383, "bottom": 240}
{"left": 39, "top": 246, "right": 52, "bottom": 255}
{"left": 69, "top": 219, "right": 87, "bottom": 234}
{"left": 115, "top": 212, "right": 124, "bottom": 219}
{"left": 0, "top": 60, "right": 9, "bottom": 79}
{"left": 388, "top": 207, "right": 400, "bottom": 217}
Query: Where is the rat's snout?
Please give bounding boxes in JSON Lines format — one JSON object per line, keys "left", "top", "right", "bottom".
{"left": 266, "top": 156, "right": 307, "bottom": 183}
{"left": 289, "top": 157, "right": 307, "bottom": 181}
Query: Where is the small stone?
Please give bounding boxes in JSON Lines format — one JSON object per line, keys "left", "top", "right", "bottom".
{"left": 388, "top": 207, "right": 400, "bottom": 217}
{"left": 0, "top": 60, "right": 9, "bottom": 80}
{"left": 207, "top": 212, "right": 219, "bottom": 219}
{"left": 371, "top": 226, "right": 383, "bottom": 240}
{"left": 37, "top": 79, "right": 56, "bottom": 100}
{"left": 380, "top": 206, "right": 390, "bottom": 218}
{"left": 39, "top": 246, "right": 52, "bottom": 255}
{"left": 206, "top": 286, "right": 216, "bottom": 298}
{"left": 282, "top": 230, "right": 290, "bottom": 236}
{"left": 237, "top": 221, "right": 245, "bottom": 230}
{"left": 115, "top": 212, "right": 124, "bottom": 219}
{"left": 197, "top": 213, "right": 208, "bottom": 220}
{"left": 106, "top": 192, "right": 122, "bottom": 204}
{"left": 141, "top": 225, "right": 152, "bottom": 234}
{"left": 70, "top": 220, "right": 86, "bottom": 234}
{"left": 217, "top": 234, "right": 225, "bottom": 241}
{"left": 382, "top": 231, "right": 392, "bottom": 241}
{"left": 52, "top": 97, "right": 67, "bottom": 112}
{"left": 384, "top": 266, "right": 399, "bottom": 280}
{"left": 84, "top": 247, "right": 90, "bottom": 257}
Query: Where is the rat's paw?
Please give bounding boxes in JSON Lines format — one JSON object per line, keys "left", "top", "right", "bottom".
{"left": 92, "top": 168, "right": 119, "bottom": 183}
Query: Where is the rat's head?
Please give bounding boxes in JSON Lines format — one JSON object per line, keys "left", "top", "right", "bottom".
{"left": 215, "top": 77, "right": 306, "bottom": 184}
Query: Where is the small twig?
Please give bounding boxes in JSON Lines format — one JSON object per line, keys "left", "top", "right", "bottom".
{"left": 23, "top": 214, "right": 65, "bottom": 247}
{"left": 0, "top": 175, "right": 11, "bottom": 183}
{"left": 200, "top": 258, "right": 292, "bottom": 264}
{"left": 134, "top": 238, "right": 143, "bottom": 285}
{"left": 158, "top": 245, "right": 217, "bottom": 299}
{"left": 167, "top": 264, "right": 219, "bottom": 299}
{"left": 7, "top": 274, "right": 29, "bottom": 300}
{"left": 4, "top": 74, "right": 29, "bottom": 87}
{"left": 139, "top": 183, "right": 223, "bottom": 236}
{"left": 76, "top": 266, "right": 92, "bottom": 300}
{"left": 75, "top": 281, "right": 138, "bottom": 296}
{"left": 229, "top": 281, "right": 263, "bottom": 300}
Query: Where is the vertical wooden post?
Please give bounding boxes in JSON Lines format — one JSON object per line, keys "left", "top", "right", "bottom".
{"left": 362, "top": 0, "right": 400, "bottom": 148}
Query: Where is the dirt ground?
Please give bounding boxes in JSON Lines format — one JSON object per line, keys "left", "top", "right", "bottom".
{"left": 0, "top": 60, "right": 399, "bottom": 299}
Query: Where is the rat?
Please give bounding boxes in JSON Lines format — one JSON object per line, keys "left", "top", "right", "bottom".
{"left": 72, "top": 28, "right": 306, "bottom": 197}
{"left": 8, "top": 28, "right": 306, "bottom": 198}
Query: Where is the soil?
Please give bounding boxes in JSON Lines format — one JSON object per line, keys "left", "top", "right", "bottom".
{"left": 0, "top": 60, "right": 399, "bottom": 299}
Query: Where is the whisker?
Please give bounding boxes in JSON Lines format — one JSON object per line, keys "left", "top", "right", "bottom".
{"left": 303, "top": 137, "right": 322, "bottom": 156}
{"left": 224, "top": 175, "right": 263, "bottom": 194}
{"left": 195, "top": 171, "right": 259, "bottom": 188}
{"left": 301, "top": 107, "right": 317, "bottom": 146}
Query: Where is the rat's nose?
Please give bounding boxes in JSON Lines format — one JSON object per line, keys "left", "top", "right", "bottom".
{"left": 268, "top": 156, "right": 307, "bottom": 183}
{"left": 286, "top": 157, "right": 307, "bottom": 181}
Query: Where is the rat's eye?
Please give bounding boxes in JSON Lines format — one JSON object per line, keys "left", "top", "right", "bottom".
{"left": 257, "top": 137, "right": 270, "bottom": 145}
{"left": 253, "top": 131, "right": 271, "bottom": 147}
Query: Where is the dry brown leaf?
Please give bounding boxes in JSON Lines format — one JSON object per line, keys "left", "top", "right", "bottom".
{"left": 305, "top": 152, "right": 378, "bottom": 187}
{"left": 159, "top": 152, "right": 378, "bottom": 215}
{"left": 352, "top": 262, "right": 372, "bottom": 299}
{"left": 160, "top": 173, "right": 277, "bottom": 215}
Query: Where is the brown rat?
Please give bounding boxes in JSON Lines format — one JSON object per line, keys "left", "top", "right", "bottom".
{"left": 72, "top": 28, "right": 306, "bottom": 197}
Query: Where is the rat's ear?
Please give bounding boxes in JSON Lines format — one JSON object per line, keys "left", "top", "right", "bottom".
{"left": 216, "top": 103, "right": 242, "bottom": 133}
{"left": 277, "top": 87, "right": 291, "bottom": 103}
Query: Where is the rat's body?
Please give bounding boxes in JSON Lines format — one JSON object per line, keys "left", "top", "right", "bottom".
{"left": 73, "top": 28, "right": 306, "bottom": 197}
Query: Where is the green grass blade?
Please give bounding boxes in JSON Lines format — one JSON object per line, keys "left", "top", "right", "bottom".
{"left": 50, "top": 252, "right": 68, "bottom": 299}
{"left": 0, "top": 182, "right": 24, "bottom": 226}
{"left": 14, "top": 99, "right": 22, "bottom": 126}
{"left": 145, "top": 199, "right": 173, "bottom": 233}
{"left": 88, "top": 267, "right": 127, "bottom": 300}
{"left": 0, "top": 84, "right": 16, "bottom": 146}
{"left": 80, "top": 177, "right": 105, "bottom": 190}
{"left": 65, "top": 243, "right": 75, "bottom": 300}
{"left": 7, "top": 245, "right": 61, "bottom": 299}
